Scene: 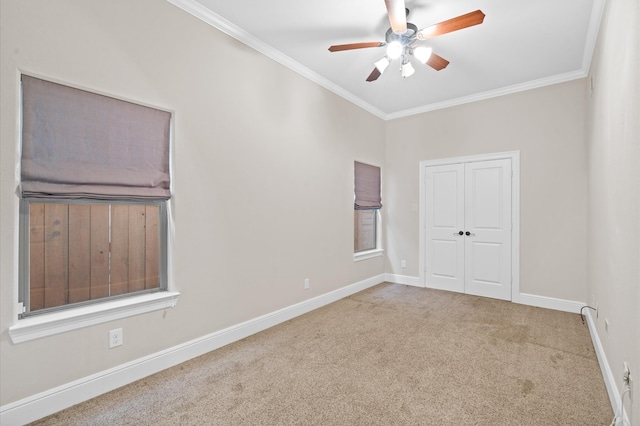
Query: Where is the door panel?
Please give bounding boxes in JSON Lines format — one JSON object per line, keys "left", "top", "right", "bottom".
{"left": 464, "top": 159, "right": 512, "bottom": 300}
{"left": 469, "top": 166, "right": 502, "bottom": 229}
{"left": 432, "top": 240, "right": 459, "bottom": 278}
{"left": 424, "top": 158, "right": 512, "bottom": 300}
{"left": 425, "top": 164, "right": 465, "bottom": 293}
{"left": 470, "top": 242, "right": 501, "bottom": 283}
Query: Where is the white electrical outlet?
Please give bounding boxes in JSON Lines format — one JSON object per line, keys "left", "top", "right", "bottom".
{"left": 109, "top": 328, "right": 123, "bottom": 348}
{"left": 401, "top": 260, "right": 407, "bottom": 268}
{"left": 304, "top": 278, "right": 310, "bottom": 290}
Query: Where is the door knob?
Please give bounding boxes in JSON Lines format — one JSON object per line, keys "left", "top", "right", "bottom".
{"left": 453, "top": 231, "right": 464, "bottom": 236}
{"left": 465, "top": 231, "right": 475, "bottom": 236}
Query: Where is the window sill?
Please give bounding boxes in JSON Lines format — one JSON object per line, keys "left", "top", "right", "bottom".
{"left": 354, "top": 248, "right": 384, "bottom": 262}
{"left": 8, "top": 291, "right": 180, "bottom": 344}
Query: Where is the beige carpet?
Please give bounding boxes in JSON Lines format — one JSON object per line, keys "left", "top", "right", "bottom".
{"left": 32, "top": 283, "right": 612, "bottom": 425}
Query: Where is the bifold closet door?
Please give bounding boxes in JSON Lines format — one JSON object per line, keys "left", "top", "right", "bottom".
{"left": 425, "top": 159, "right": 512, "bottom": 301}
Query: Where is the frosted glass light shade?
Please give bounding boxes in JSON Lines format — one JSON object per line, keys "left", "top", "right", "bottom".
{"left": 401, "top": 61, "right": 415, "bottom": 78}
{"left": 413, "top": 46, "right": 433, "bottom": 63}
{"left": 374, "top": 57, "right": 390, "bottom": 73}
{"left": 386, "top": 41, "right": 403, "bottom": 59}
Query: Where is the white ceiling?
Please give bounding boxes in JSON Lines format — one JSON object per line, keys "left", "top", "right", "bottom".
{"left": 168, "top": 0, "right": 605, "bottom": 120}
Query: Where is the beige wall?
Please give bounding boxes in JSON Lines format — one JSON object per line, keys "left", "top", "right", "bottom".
{"left": 385, "top": 80, "right": 588, "bottom": 301}
{"left": 0, "top": 0, "right": 385, "bottom": 405}
{"left": 1, "top": 0, "right": 637, "bottom": 421}
{"left": 587, "top": 0, "right": 639, "bottom": 420}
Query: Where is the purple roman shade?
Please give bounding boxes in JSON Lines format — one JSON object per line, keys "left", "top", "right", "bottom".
{"left": 21, "top": 75, "right": 171, "bottom": 200}
{"left": 354, "top": 161, "right": 382, "bottom": 210}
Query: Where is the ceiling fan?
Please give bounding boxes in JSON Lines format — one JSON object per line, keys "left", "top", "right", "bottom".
{"left": 328, "top": 0, "right": 485, "bottom": 82}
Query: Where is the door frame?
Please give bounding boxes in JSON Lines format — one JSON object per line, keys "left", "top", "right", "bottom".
{"left": 419, "top": 151, "right": 520, "bottom": 300}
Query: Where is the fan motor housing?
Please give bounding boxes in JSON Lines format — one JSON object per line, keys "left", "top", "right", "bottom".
{"left": 385, "top": 22, "right": 418, "bottom": 45}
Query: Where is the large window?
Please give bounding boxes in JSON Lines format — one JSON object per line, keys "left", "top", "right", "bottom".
{"left": 23, "top": 201, "right": 166, "bottom": 314}
{"left": 18, "top": 75, "right": 171, "bottom": 317}
{"left": 354, "top": 161, "right": 382, "bottom": 259}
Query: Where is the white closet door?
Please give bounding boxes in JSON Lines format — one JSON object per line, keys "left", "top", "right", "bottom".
{"left": 464, "top": 159, "right": 512, "bottom": 300}
{"left": 424, "top": 158, "right": 512, "bottom": 301}
{"left": 424, "top": 163, "right": 465, "bottom": 293}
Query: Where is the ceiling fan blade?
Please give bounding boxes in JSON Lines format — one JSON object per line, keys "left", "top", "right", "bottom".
{"left": 384, "top": 0, "right": 407, "bottom": 34}
{"left": 328, "top": 42, "right": 385, "bottom": 52}
{"left": 366, "top": 68, "right": 382, "bottom": 82}
{"left": 417, "top": 10, "right": 485, "bottom": 39}
{"left": 425, "top": 53, "right": 450, "bottom": 71}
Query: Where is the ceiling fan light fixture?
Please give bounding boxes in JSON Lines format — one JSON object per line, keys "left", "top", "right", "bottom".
{"left": 327, "top": 7, "right": 486, "bottom": 83}
{"left": 374, "top": 57, "right": 391, "bottom": 73}
{"left": 386, "top": 41, "right": 403, "bottom": 59}
{"left": 413, "top": 46, "right": 433, "bottom": 63}
{"left": 401, "top": 60, "right": 415, "bottom": 78}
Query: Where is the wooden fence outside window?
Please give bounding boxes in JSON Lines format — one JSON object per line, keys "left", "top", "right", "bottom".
{"left": 28, "top": 203, "right": 159, "bottom": 311}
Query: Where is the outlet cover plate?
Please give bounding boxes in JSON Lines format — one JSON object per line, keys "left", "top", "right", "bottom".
{"left": 109, "top": 328, "right": 123, "bottom": 348}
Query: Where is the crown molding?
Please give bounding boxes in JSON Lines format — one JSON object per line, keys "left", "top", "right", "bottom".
{"left": 166, "top": 0, "right": 606, "bottom": 121}
{"left": 384, "top": 69, "right": 588, "bottom": 120}
{"left": 164, "top": 0, "right": 387, "bottom": 119}
{"left": 581, "top": 0, "right": 607, "bottom": 73}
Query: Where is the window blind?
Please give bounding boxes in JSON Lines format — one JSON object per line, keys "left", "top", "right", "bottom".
{"left": 354, "top": 161, "right": 382, "bottom": 210}
{"left": 21, "top": 75, "right": 171, "bottom": 200}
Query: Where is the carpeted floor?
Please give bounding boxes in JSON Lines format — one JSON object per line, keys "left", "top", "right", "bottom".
{"left": 31, "top": 283, "right": 613, "bottom": 425}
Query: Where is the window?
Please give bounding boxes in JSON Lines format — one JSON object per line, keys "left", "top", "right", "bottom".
{"left": 354, "top": 209, "right": 377, "bottom": 252}
{"left": 22, "top": 201, "right": 166, "bottom": 314}
{"left": 354, "top": 161, "right": 382, "bottom": 260}
{"left": 18, "top": 75, "right": 171, "bottom": 318}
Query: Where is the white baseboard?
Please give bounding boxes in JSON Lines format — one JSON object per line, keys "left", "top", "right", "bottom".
{"left": 387, "top": 274, "right": 585, "bottom": 314}
{"left": 513, "top": 292, "right": 585, "bottom": 313}
{"left": 585, "top": 310, "right": 629, "bottom": 426}
{"left": 0, "top": 274, "right": 385, "bottom": 425}
{"left": 384, "top": 273, "right": 423, "bottom": 288}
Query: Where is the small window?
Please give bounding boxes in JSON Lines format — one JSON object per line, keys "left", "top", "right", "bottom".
{"left": 18, "top": 75, "right": 171, "bottom": 317}
{"left": 354, "top": 209, "right": 377, "bottom": 252}
{"left": 354, "top": 161, "right": 382, "bottom": 257}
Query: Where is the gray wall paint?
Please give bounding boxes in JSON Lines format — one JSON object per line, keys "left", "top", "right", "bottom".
{"left": 587, "top": 0, "right": 639, "bottom": 420}
{"left": 0, "top": 0, "right": 385, "bottom": 404}
{"left": 384, "top": 80, "right": 588, "bottom": 301}
{"left": 1, "top": 0, "right": 637, "bottom": 420}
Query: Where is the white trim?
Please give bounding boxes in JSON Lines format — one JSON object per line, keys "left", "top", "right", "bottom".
{"left": 419, "top": 151, "right": 520, "bottom": 168}
{"left": 585, "top": 310, "right": 629, "bottom": 426}
{"left": 581, "top": 0, "right": 607, "bottom": 73}
{"left": 354, "top": 248, "right": 384, "bottom": 262}
{"left": 384, "top": 273, "right": 422, "bottom": 288}
{"left": 8, "top": 292, "right": 181, "bottom": 344}
{"left": 419, "top": 151, "right": 520, "bottom": 301}
{"left": 385, "top": 71, "right": 587, "bottom": 120}
{"left": 0, "top": 274, "right": 384, "bottom": 425}
{"left": 513, "top": 293, "right": 585, "bottom": 314}
{"left": 387, "top": 273, "right": 585, "bottom": 315}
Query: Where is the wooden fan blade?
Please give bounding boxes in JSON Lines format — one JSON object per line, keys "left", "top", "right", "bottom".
{"left": 384, "top": 0, "right": 407, "bottom": 34}
{"left": 418, "top": 10, "right": 485, "bottom": 39}
{"left": 366, "top": 68, "right": 382, "bottom": 82}
{"left": 425, "top": 52, "right": 450, "bottom": 71}
{"left": 328, "top": 42, "right": 385, "bottom": 52}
